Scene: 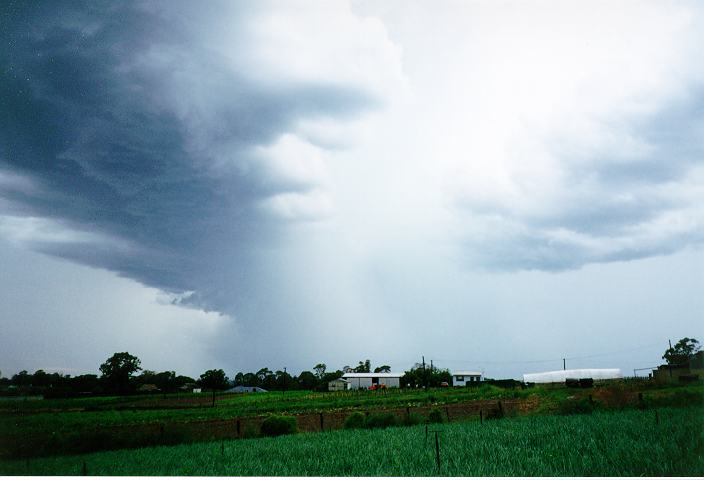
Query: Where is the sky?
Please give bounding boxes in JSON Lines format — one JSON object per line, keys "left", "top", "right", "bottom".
{"left": 1, "top": 0, "right": 702, "bottom": 380}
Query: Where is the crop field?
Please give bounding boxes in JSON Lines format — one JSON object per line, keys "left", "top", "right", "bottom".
{"left": 1, "top": 381, "right": 701, "bottom": 460}
{"left": 1, "top": 406, "right": 701, "bottom": 476}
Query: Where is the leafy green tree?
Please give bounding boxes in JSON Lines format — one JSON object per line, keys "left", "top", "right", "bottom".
{"left": 314, "top": 363, "right": 327, "bottom": 379}
{"left": 32, "top": 369, "right": 50, "bottom": 387}
{"left": 401, "top": 364, "right": 451, "bottom": 388}
{"left": 174, "top": 375, "right": 195, "bottom": 389}
{"left": 71, "top": 374, "right": 99, "bottom": 393}
{"left": 99, "top": 352, "right": 142, "bottom": 394}
{"left": 374, "top": 365, "right": 391, "bottom": 373}
{"left": 663, "top": 338, "right": 701, "bottom": 365}
{"left": 354, "top": 359, "right": 371, "bottom": 373}
{"left": 198, "top": 369, "right": 229, "bottom": 390}
{"left": 233, "top": 372, "right": 245, "bottom": 386}
{"left": 11, "top": 370, "right": 32, "bottom": 386}
{"left": 242, "top": 372, "right": 257, "bottom": 386}
{"left": 153, "top": 371, "right": 179, "bottom": 392}
{"left": 297, "top": 370, "right": 317, "bottom": 390}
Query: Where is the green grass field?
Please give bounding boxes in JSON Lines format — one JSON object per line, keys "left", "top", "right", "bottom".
{"left": 1, "top": 381, "right": 701, "bottom": 460}
{"left": 2, "top": 406, "right": 701, "bottom": 476}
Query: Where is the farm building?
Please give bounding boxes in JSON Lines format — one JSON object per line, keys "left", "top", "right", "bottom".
{"left": 523, "top": 368, "right": 622, "bottom": 384}
{"left": 342, "top": 372, "right": 402, "bottom": 390}
{"left": 327, "top": 378, "right": 350, "bottom": 391}
{"left": 451, "top": 371, "right": 483, "bottom": 386}
{"left": 653, "top": 351, "right": 704, "bottom": 383}
{"left": 226, "top": 386, "right": 268, "bottom": 393}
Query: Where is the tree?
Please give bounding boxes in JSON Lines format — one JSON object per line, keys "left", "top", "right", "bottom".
{"left": 354, "top": 359, "right": 371, "bottom": 373}
{"left": 153, "top": 371, "right": 179, "bottom": 392}
{"left": 297, "top": 371, "right": 317, "bottom": 390}
{"left": 401, "top": 365, "right": 451, "bottom": 388}
{"left": 374, "top": 365, "right": 391, "bottom": 373}
{"left": 198, "top": 369, "right": 229, "bottom": 391}
{"left": 663, "top": 338, "right": 701, "bottom": 366}
{"left": 99, "top": 352, "right": 142, "bottom": 394}
{"left": 314, "top": 363, "right": 327, "bottom": 379}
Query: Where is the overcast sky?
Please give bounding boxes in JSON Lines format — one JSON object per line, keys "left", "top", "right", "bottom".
{"left": 1, "top": 1, "right": 702, "bottom": 380}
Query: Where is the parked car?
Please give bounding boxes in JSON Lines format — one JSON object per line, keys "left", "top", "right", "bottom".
{"left": 440, "top": 381, "right": 449, "bottom": 387}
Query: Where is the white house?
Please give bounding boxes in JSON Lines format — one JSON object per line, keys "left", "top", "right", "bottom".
{"left": 451, "top": 371, "right": 483, "bottom": 386}
{"left": 327, "top": 378, "right": 350, "bottom": 391}
{"left": 522, "top": 368, "right": 622, "bottom": 384}
{"left": 342, "top": 372, "right": 403, "bottom": 390}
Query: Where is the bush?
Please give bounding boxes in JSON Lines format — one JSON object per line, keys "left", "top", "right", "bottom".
{"left": 242, "top": 424, "right": 259, "bottom": 439}
{"left": 559, "top": 397, "right": 595, "bottom": 415}
{"left": 365, "top": 413, "right": 400, "bottom": 429}
{"left": 427, "top": 407, "right": 444, "bottom": 424}
{"left": 260, "top": 415, "right": 298, "bottom": 437}
{"left": 403, "top": 412, "right": 426, "bottom": 426}
{"left": 344, "top": 412, "right": 366, "bottom": 430}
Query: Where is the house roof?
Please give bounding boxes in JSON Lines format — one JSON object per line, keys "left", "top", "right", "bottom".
{"left": 452, "top": 371, "right": 482, "bottom": 376}
{"left": 342, "top": 373, "right": 403, "bottom": 378}
{"left": 328, "top": 378, "right": 349, "bottom": 383}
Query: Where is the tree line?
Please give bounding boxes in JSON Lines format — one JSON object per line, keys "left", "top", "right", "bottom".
{"left": 2, "top": 338, "right": 697, "bottom": 397}
{"left": 0, "top": 353, "right": 449, "bottom": 397}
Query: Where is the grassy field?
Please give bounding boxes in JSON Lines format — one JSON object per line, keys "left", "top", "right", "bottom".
{"left": 1, "top": 381, "right": 701, "bottom": 460}
{"left": 2, "top": 406, "right": 701, "bottom": 476}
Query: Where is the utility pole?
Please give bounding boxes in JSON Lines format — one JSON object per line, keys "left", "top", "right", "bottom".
{"left": 422, "top": 356, "right": 427, "bottom": 391}
{"left": 283, "top": 367, "right": 287, "bottom": 396}
{"left": 430, "top": 360, "right": 434, "bottom": 388}
{"left": 668, "top": 339, "right": 673, "bottom": 379}
{"left": 563, "top": 358, "right": 566, "bottom": 371}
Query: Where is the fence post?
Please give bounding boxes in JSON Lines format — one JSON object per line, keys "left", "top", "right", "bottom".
{"left": 236, "top": 419, "right": 241, "bottom": 437}
{"left": 319, "top": 412, "right": 324, "bottom": 431}
{"left": 480, "top": 409, "right": 483, "bottom": 424}
{"left": 445, "top": 406, "right": 451, "bottom": 422}
{"left": 434, "top": 432, "right": 441, "bottom": 472}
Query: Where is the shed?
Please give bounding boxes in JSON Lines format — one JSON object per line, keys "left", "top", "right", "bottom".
{"left": 451, "top": 371, "right": 483, "bottom": 386}
{"left": 522, "top": 368, "right": 622, "bottom": 384}
{"left": 342, "top": 372, "right": 402, "bottom": 390}
{"left": 327, "top": 378, "right": 350, "bottom": 392}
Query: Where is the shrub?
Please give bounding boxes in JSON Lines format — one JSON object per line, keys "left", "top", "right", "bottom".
{"left": 427, "top": 407, "right": 444, "bottom": 424}
{"left": 403, "top": 412, "right": 425, "bottom": 426}
{"left": 242, "top": 424, "right": 259, "bottom": 439}
{"left": 260, "top": 415, "right": 298, "bottom": 437}
{"left": 365, "top": 413, "right": 400, "bottom": 429}
{"left": 344, "top": 412, "right": 366, "bottom": 430}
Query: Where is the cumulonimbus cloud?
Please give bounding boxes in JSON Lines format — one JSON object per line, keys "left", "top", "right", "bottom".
{"left": 0, "top": 1, "right": 404, "bottom": 314}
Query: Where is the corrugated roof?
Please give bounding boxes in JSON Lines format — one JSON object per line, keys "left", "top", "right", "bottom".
{"left": 342, "top": 373, "right": 403, "bottom": 378}
{"left": 452, "top": 371, "right": 482, "bottom": 376}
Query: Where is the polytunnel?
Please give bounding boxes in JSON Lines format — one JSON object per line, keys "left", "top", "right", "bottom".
{"left": 522, "top": 368, "right": 622, "bottom": 384}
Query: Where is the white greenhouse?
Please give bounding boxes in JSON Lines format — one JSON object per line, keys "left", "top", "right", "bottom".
{"left": 522, "top": 368, "right": 622, "bottom": 384}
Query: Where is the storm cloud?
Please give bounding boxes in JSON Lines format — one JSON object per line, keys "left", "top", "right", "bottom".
{"left": 1, "top": 1, "right": 401, "bottom": 314}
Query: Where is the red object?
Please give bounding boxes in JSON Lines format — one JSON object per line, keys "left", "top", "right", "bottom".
{"left": 440, "top": 382, "right": 449, "bottom": 387}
